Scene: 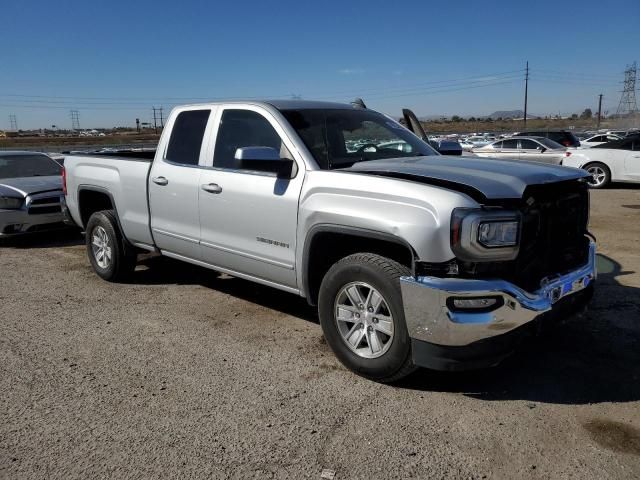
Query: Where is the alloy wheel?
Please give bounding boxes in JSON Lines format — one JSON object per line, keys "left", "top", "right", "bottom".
{"left": 587, "top": 166, "right": 607, "bottom": 187}
{"left": 334, "top": 282, "right": 395, "bottom": 359}
{"left": 91, "top": 226, "right": 112, "bottom": 269}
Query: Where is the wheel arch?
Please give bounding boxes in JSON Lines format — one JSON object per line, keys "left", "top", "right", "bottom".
{"left": 76, "top": 186, "right": 134, "bottom": 251}
{"left": 301, "top": 224, "right": 416, "bottom": 306}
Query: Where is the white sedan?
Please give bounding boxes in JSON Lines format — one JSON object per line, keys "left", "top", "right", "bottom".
{"left": 562, "top": 134, "right": 640, "bottom": 188}
{"left": 578, "top": 133, "right": 622, "bottom": 148}
{"left": 472, "top": 136, "right": 578, "bottom": 165}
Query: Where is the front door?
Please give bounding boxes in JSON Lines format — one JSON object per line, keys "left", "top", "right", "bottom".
{"left": 198, "top": 106, "right": 304, "bottom": 289}
{"left": 149, "top": 108, "right": 212, "bottom": 259}
{"left": 518, "top": 139, "right": 553, "bottom": 163}
{"left": 624, "top": 138, "right": 640, "bottom": 180}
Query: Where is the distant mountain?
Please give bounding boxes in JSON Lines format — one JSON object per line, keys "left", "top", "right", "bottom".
{"left": 487, "top": 110, "right": 540, "bottom": 120}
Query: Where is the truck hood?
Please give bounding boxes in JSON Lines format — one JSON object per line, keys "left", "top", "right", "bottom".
{"left": 345, "top": 155, "right": 590, "bottom": 200}
{"left": 0, "top": 176, "right": 62, "bottom": 197}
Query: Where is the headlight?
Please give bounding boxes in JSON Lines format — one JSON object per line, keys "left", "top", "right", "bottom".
{"left": 451, "top": 208, "right": 521, "bottom": 261}
{"left": 478, "top": 220, "right": 519, "bottom": 247}
{"left": 0, "top": 196, "right": 23, "bottom": 210}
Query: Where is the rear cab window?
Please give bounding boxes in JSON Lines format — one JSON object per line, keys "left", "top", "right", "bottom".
{"left": 165, "top": 110, "right": 211, "bottom": 166}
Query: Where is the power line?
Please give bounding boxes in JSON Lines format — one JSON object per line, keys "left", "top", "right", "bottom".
{"left": 9, "top": 114, "right": 17, "bottom": 130}
{"left": 0, "top": 69, "right": 527, "bottom": 103}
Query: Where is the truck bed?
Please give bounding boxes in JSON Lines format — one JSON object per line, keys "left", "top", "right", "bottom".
{"left": 63, "top": 153, "right": 154, "bottom": 247}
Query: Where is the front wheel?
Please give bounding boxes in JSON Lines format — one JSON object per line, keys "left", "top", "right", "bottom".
{"left": 584, "top": 162, "right": 611, "bottom": 189}
{"left": 86, "top": 210, "right": 137, "bottom": 282}
{"left": 318, "top": 253, "right": 416, "bottom": 383}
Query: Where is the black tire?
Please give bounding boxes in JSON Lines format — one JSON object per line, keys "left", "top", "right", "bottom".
{"left": 584, "top": 162, "right": 611, "bottom": 189}
{"left": 85, "top": 210, "right": 137, "bottom": 282}
{"left": 318, "top": 253, "right": 417, "bottom": 383}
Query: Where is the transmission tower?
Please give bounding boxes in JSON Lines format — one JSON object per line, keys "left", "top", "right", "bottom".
{"left": 70, "top": 110, "right": 81, "bottom": 130}
{"left": 616, "top": 62, "right": 638, "bottom": 116}
{"left": 9, "top": 114, "right": 18, "bottom": 130}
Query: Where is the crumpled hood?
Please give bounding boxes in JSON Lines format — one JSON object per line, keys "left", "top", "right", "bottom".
{"left": 345, "top": 155, "right": 590, "bottom": 200}
{"left": 0, "top": 176, "right": 62, "bottom": 197}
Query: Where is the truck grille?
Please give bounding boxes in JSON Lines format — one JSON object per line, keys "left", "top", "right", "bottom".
{"left": 511, "top": 181, "right": 590, "bottom": 291}
{"left": 26, "top": 192, "right": 63, "bottom": 215}
{"left": 448, "top": 180, "right": 591, "bottom": 292}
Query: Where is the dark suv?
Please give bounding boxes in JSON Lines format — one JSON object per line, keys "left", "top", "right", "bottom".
{"left": 514, "top": 130, "right": 580, "bottom": 147}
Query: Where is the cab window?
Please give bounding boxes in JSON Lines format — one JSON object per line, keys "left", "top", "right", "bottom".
{"left": 213, "top": 109, "right": 289, "bottom": 171}
{"left": 165, "top": 110, "right": 210, "bottom": 166}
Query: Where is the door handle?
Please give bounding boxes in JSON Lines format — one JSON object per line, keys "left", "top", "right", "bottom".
{"left": 152, "top": 176, "right": 169, "bottom": 186}
{"left": 201, "top": 183, "right": 223, "bottom": 194}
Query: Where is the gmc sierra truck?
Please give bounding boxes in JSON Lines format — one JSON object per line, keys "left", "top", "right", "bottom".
{"left": 62, "top": 100, "right": 596, "bottom": 382}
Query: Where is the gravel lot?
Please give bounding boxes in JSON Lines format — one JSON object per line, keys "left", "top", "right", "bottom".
{"left": 1, "top": 187, "right": 639, "bottom": 479}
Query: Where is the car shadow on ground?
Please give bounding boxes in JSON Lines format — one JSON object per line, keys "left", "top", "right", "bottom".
{"left": 0, "top": 228, "right": 83, "bottom": 249}
{"left": 397, "top": 253, "right": 640, "bottom": 405}
{"left": 133, "top": 254, "right": 318, "bottom": 323}
{"left": 127, "top": 252, "right": 639, "bottom": 405}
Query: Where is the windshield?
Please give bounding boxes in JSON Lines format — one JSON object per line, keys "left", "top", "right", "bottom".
{"left": 0, "top": 154, "right": 62, "bottom": 179}
{"left": 281, "top": 108, "right": 438, "bottom": 169}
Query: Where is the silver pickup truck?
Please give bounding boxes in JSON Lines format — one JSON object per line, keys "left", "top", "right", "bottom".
{"left": 62, "top": 100, "right": 596, "bottom": 382}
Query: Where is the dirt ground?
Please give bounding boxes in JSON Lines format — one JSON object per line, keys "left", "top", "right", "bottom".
{"left": 1, "top": 187, "right": 639, "bottom": 479}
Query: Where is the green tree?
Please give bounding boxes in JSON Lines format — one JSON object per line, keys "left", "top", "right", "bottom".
{"left": 580, "top": 108, "right": 593, "bottom": 119}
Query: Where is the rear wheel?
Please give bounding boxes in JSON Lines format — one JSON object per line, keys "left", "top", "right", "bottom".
{"left": 86, "top": 210, "right": 137, "bottom": 281}
{"left": 318, "top": 253, "right": 416, "bottom": 383}
{"left": 584, "top": 162, "right": 611, "bottom": 189}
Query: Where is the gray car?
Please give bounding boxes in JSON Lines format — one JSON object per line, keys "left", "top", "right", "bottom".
{"left": 472, "top": 136, "right": 569, "bottom": 164}
{"left": 0, "top": 151, "right": 65, "bottom": 236}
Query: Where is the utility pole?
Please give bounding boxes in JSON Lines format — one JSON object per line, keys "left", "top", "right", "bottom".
{"left": 152, "top": 107, "right": 158, "bottom": 134}
{"left": 597, "top": 94, "right": 603, "bottom": 129}
{"left": 136, "top": 118, "right": 140, "bottom": 133}
{"left": 159, "top": 107, "right": 164, "bottom": 129}
{"left": 9, "top": 114, "right": 18, "bottom": 131}
{"left": 523, "top": 61, "right": 529, "bottom": 130}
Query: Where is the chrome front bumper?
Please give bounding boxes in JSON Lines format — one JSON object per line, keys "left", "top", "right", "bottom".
{"left": 400, "top": 241, "right": 596, "bottom": 347}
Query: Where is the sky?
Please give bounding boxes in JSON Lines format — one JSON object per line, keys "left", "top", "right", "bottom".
{"left": 1, "top": 0, "right": 639, "bottom": 129}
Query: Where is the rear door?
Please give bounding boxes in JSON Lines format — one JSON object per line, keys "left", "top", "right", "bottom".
{"left": 197, "top": 105, "right": 304, "bottom": 289}
{"left": 148, "top": 108, "right": 214, "bottom": 259}
{"left": 489, "top": 138, "right": 519, "bottom": 159}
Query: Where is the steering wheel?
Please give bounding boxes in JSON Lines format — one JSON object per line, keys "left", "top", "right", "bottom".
{"left": 356, "top": 143, "right": 379, "bottom": 153}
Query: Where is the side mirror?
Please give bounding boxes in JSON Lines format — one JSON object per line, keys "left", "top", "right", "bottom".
{"left": 537, "top": 146, "right": 547, "bottom": 153}
{"left": 234, "top": 146, "right": 296, "bottom": 178}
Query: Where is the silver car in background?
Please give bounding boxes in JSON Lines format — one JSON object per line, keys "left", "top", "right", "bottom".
{"left": 0, "top": 151, "right": 65, "bottom": 236}
{"left": 472, "top": 136, "right": 571, "bottom": 165}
